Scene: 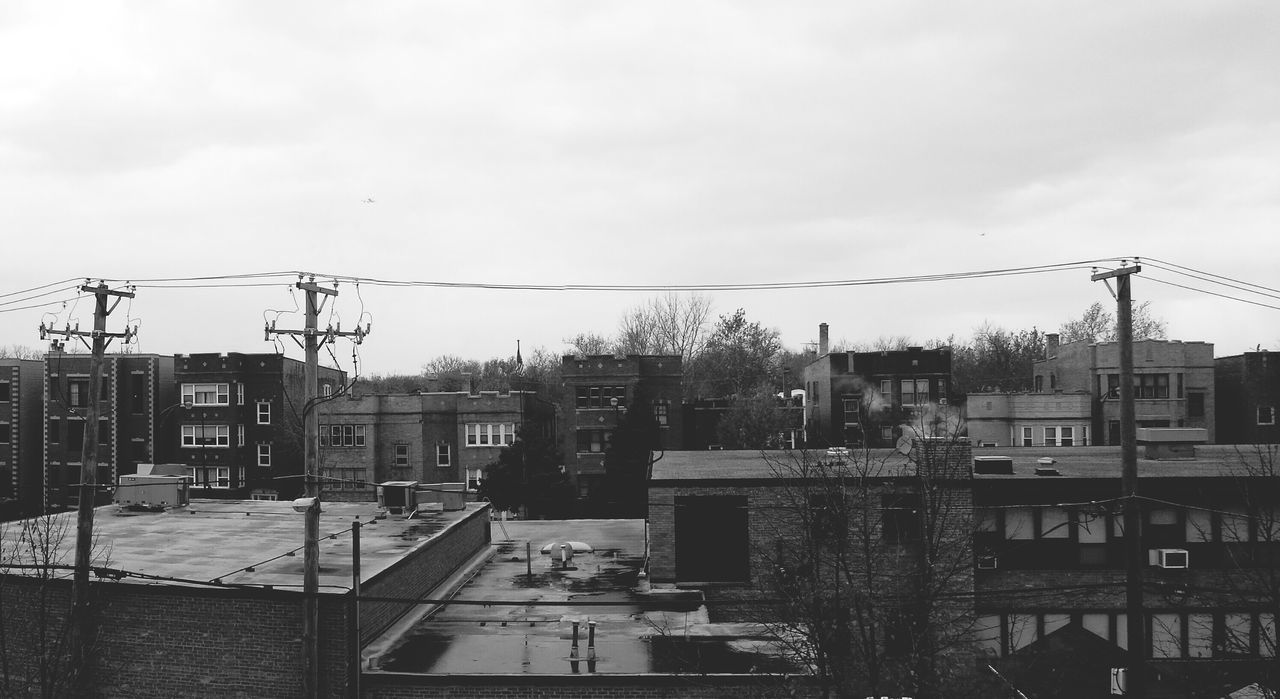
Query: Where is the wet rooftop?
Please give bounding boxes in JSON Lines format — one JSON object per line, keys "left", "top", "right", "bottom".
{"left": 368, "top": 519, "right": 794, "bottom": 676}
{"left": 0, "top": 499, "right": 483, "bottom": 591}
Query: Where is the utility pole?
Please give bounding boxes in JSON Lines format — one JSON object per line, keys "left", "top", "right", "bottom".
{"left": 265, "top": 276, "right": 368, "bottom": 698}
{"left": 39, "top": 281, "right": 136, "bottom": 685}
{"left": 1092, "top": 264, "right": 1143, "bottom": 697}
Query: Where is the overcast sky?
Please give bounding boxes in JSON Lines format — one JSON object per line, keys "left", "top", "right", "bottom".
{"left": 2, "top": 2, "right": 1277, "bottom": 375}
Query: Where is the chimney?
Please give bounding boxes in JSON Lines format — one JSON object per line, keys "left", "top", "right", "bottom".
{"left": 1046, "top": 333, "right": 1059, "bottom": 359}
{"left": 819, "top": 323, "right": 829, "bottom": 356}
{"left": 910, "top": 438, "right": 974, "bottom": 481}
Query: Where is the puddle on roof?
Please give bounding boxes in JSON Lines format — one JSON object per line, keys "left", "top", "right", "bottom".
{"left": 376, "top": 547, "right": 793, "bottom": 675}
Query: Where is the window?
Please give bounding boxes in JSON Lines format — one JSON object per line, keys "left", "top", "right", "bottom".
{"left": 237, "top": 424, "right": 245, "bottom": 447}
{"left": 257, "top": 401, "right": 271, "bottom": 425}
{"left": 182, "top": 383, "right": 229, "bottom": 406}
{"left": 257, "top": 443, "right": 271, "bottom": 467}
{"left": 880, "top": 425, "right": 894, "bottom": 441}
{"left": 1005, "top": 507, "right": 1035, "bottom": 539}
{"left": 1151, "top": 613, "right": 1183, "bottom": 658}
{"left": 69, "top": 378, "right": 89, "bottom": 408}
{"left": 327, "top": 424, "right": 367, "bottom": 447}
{"left": 466, "top": 468, "right": 482, "bottom": 491}
{"left": 187, "top": 466, "right": 239, "bottom": 489}
{"left": 182, "top": 424, "right": 229, "bottom": 447}
{"left": 880, "top": 379, "right": 892, "bottom": 400}
{"left": 574, "top": 385, "right": 626, "bottom": 409}
{"left": 48, "top": 418, "right": 60, "bottom": 443}
{"left": 1022, "top": 427, "right": 1033, "bottom": 447}
{"left": 1188, "top": 392, "right": 1205, "bottom": 418}
{"left": 0, "top": 381, "right": 9, "bottom": 402}
{"left": 915, "top": 379, "right": 929, "bottom": 403}
{"left": 1259, "top": 406, "right": 1276, "bottom": 426}
{"left": 1177, "top": 373, "right": 1184, "bottom": 399}
{"left": 1134, "top": 373, "right": 1170, "bottom": 399}
{"left": 1040, "top": 507, "right": 1069, "bottom": 539}
{"left": 1044, "top": 427, "right": 1057, "bottom": 447}
{"left": 1105, "top": 374, "right": 1120, "bottom": 399}
{"left": 436, "top": 443, "right": 451, "bottom": 467}
{"left": 841, "top": 398, "right": 860, "bottom": 422}
{"left": 1034, "top": 375, "right": 1043, "bottom": 392}
{"left": 1060, "top": 426, "right": 1074, "bottom": 447}
{"left": 0, "top": 423, "right": 9, "bottom": 444}
{"left": 322, "top": 383, "right": 333, "bottom": 397}
{"left": 465, "top": 423, "right": 517, "bottom": 447}
{"left": 576, "top": 429, "right": 611, "bottom": 453}
{"left": 900, "top": 379, "right": 917, "bottom": 406}
{"left": 236, "top": 383, "right": 244, "bottom": 405}
{"left": 97, "top": 418, "right": 109, "bottom": 445}
{"left": 653, "top": 400, "right": 669, "bottom": 427}
{"left": 251, "top": 492, "right": 278, "bottom": 501}
{"left": 394, "top": 444, "right": 409, "bottom": 467}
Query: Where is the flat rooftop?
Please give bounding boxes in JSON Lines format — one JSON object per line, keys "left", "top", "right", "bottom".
{"left": 652, "top": 445, "right": 1276, "bottom": 482}
{"left": 370, "top": 519, "right": 791, "bottom": 675}
{"left": 0, "top": 499, "right": 485, "bottom": 592}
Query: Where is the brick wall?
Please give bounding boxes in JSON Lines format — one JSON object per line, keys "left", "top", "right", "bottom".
{"left": 0, "top": 576, "right": 351, "bottom": 699}
{"left": 0, "top": 505, "right": 491, "bottom": 698}
{"left": 360, "top": 503, "right": 492, "bottom": 646}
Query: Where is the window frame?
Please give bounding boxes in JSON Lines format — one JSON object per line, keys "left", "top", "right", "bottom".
{"left": 394, "top": 443, "right": 410, "bottom": 468}
{"left": 257, "top": 443, "right": 271, "bottom": 467}
{"left": 181, "top": 424, "right": 230, "bottom": 448}
{"left": 182, "top": 383, "right": 230, "bottom": 407}
{"left": 1259, "top": 406, "right": 1276, "bottom": 426}
{"left": 256, "top": 401, "right": 271, "bottom": 425}
{"left": 436, "top": 443, "right": 451, "bottom": 467}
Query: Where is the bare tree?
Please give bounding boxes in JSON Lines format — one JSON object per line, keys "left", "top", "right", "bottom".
{"left": 0, "top": 513, "right": 114, "bottom": 697}
{"left": 1059, "top": 301, "right": 1167, "bottom": 344}
{"left": 0, "top": 345, "right": 44, "bottom": 360}
{"left": 614, "top": 293, "right": 713, "bottom": 361}
{"left": 755, "top": 408, "right": 993, "bottom": 698}
{"left": 563, "top": 332, "right": 614, "bottom": 356}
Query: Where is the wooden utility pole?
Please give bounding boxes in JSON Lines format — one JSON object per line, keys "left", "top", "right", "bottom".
{"left": 265, "top": 277, "right": 368, "bottom": 697}
{"left": 39, "top": 282, "right": 135, "bottom": 683}
{"left": 1092, "top": 264, "right": 1143, "bottom": 697}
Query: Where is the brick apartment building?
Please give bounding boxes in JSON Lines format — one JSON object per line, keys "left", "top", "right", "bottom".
{"left": 650, "top": 434, "right": 1280, "bottom": 697}
{"left": 1216, "top": 351, "right": 1280, "bottom": 445}
{"left": 172, "top": 352, "right": 344, "bottom": 500}
{"left": 803, "top": 323, "right": 953, "bottom": 449}
{"left": 316, "top": 389, "right": 556, "bottom": 501}
{"left": 1033, "top": 335, "right": 1215, "bottom": 445}
{"left": 42, "top": 351, "right": 175, "bottom": 510}
{"left": 965, "top": 390, "right": 1094, "bottom": 448}
{"left": 0, "top": 358, "right": 43, "bottom": 518}
{"left": 560, "top": 354, "right": 683, "bottom": 502}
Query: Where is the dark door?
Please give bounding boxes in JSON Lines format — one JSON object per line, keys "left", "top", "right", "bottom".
{"left": 675, "top": 495, "right": 749, "bottom": 582}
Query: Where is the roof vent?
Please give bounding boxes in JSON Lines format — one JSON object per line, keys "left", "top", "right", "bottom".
{"left": 973, "top": 456, "right": 1014, "bottom": 475}
{"left": 1034, "top": 466, "right": 1061, "bottom": 477}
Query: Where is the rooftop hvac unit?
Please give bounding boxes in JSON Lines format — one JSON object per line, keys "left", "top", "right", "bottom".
{"left": 1148, "top": 548, "right": 1190, "bottom": 569}
{"left": 977, "top": 555, "right": 999, "bottom": 570}
{"left": 377, "top": 481, "right": 420, "bottom": 515}
{"left": 115, "top": 474, "right": 189, "bottom": 511}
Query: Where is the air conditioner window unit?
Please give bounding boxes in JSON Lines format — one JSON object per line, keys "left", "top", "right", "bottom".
{"left": 1148, "top": 548, "right": 1189, "bottom": 569}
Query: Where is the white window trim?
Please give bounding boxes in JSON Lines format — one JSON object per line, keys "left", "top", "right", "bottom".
{"left": 237, "top": 424, "right": 245, "bottom": 447}
{"left": 1259, "top": 406, "right": 1276, "bottom": 426}
{"left": 437, "top": 443, "right": 451, "bottom": 467}
{"left": 394, "top": 443, "right": 410, "bottom": 467}
{"left": 182, "top": 383, "right": 230, "bottom": 407}
{"left": 182, "top": 424, "right": 230, "bottom": 448}
{"left": 257, "top": 401, "right": 271, "bottom": 425}
{"left": 187, "top": 466, "right": 240, "bottom": 489}
{"left": 236, "top": 383, "right": 244, "bottom": 405}
{"left": 257, "top": 443, "right": 271, "bottom": 467}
